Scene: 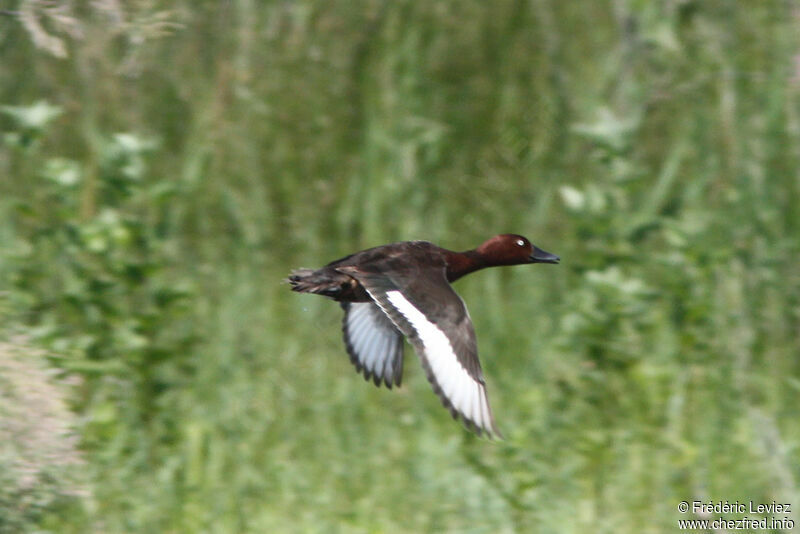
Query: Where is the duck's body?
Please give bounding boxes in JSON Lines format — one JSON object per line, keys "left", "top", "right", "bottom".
{"left": 288, "top": 234, "right": 559, "bottom": 438}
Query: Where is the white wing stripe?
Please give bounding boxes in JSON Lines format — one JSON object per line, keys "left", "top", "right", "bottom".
{"left": 463, "top": 381, "right": 476, "bottom": 422}
{"left": 481, "top": 393, "right": 490, "bottom": 430}
{"left": 473, "top": 383, "right": 483, "bottom": 427}
{"left": 440, "top": 359, "right": 458, "bottom": 399}
{"left": 385, "top": 290, "right": 488, "bottom": 431}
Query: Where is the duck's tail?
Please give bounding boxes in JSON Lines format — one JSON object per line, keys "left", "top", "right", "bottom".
{"left": 287, "top": 268, "right": 345, "bottom": 298}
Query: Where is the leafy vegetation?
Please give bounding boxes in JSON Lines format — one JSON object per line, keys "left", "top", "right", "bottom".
{"left": 1, "top": 1, "right": 798, "bottom": 532}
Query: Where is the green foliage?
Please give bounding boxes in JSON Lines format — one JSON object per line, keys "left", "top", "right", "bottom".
{"left": 1, "top": 1, "right": 799, "bottom": 532}
{"left": 2, "top": 105, "right": 196, "bottom": 528}
{"left": 1, "top": 100, "right": 63, "bottom": 149}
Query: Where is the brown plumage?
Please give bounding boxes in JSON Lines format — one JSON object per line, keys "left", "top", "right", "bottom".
{"left": 288, "top": 234, "right": 559, "bottom": 438}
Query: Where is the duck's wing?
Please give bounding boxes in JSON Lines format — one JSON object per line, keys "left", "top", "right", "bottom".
{"left": 340, "top": 301, "right": 404, "bottom": 388}
{"left": 338, "top": 266, "right": 501, "bottom": 438}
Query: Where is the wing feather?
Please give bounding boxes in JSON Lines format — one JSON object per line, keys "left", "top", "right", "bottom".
{"left": 341, "top": 301, "right": 404, "bottom": 388}
{"left": 344, "top": 269, "right": 501, "bottom": 438}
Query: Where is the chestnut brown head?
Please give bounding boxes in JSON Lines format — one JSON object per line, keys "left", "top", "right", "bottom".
{"left": 476, "top": 234, "right": 560, "bottom": 266}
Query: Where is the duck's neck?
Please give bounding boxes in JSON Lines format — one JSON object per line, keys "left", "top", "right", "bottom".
{"left": 444, "top": 249, "right": 487, "bottom": 282}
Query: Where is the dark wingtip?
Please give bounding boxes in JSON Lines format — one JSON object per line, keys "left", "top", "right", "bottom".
{"left": 485, "top": 425, "right": 504, "bottom": 441}
{"left": 420, "top": 360, "right": 500, "bottom": 439}
{"left": 464, "top": 415, "right": 503, "bottom": 440}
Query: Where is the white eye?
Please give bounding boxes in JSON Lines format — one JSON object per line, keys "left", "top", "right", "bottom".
{"left": 516, "top": 239, "right": 525, "bottom": 247}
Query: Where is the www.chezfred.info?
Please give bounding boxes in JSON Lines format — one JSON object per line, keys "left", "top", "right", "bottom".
{"left": 677, "top": 500, "right": 794, "bottom": 531}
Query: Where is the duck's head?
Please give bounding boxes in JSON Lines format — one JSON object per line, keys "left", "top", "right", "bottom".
{"left": 476, "top": 234, "right": 560, "bottom": 266}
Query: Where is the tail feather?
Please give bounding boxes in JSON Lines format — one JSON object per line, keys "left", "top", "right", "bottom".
{"left": 287, "top": 268, "right": 344, "bottom": 297}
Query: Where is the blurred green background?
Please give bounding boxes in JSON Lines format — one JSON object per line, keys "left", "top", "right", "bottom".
{"left": 1, "top": 1, "right": 799, "bottom": 532}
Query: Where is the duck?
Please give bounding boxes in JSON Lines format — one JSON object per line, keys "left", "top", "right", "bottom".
{"left": 288, "top": 234, "right": 559, "bottom": 438}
